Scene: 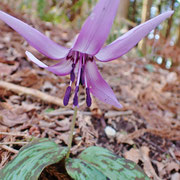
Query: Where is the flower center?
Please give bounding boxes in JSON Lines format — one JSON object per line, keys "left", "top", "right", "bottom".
{"left": 63, "top": 50, "right": 92, "bottom": 107}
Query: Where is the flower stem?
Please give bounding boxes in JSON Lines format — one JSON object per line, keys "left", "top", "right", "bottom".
{"left": 66, "top": 106, "right": 78, "bottom": 159}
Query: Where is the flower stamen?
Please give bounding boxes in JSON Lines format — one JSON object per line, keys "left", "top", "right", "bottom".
{"left": 70, "top": 63, "right": 75, "bottom": 82}
{"left": 80, "top": 65, "right": 85, "bottom": 85}
{"left": 73, "top": 86, "right": 79, "bottom": 106}
{"left": 63, "top": 86, "right": 71, "bottom": 106}
{"left": 72, "top": 53, "right": 83, "bottom": 106}
{"left": 86, "top": 87, "right": 91, "bottom": 107}
{"left": 84, "top": 68, "right": 92, "bottom": 107}
{"left": 64, "top": 51, "right": 92, "bottom": 107}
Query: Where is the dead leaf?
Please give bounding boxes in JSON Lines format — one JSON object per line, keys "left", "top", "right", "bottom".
{"left": 10, "top": 68, "right": 43, "bottom": 88}
{"left": 124, "top": 148, "right": 141, "bottom": 164}
{"left": 171, "top": 173, "right": 180, "bottom": 180}
{"left": 140, "top": 146, "right": 161, "bottom": 180}
{"left": 166, "top": 161, "right": 180, "bottom": 173}
{"left": 0, "top": 62, "right": 19, "bottom": 77}
{"left": 55, "top": 118, "right": 70, "bottom": 132}
{"left": 90, "top": 96, "right": 103, "bottom": 118}
{"left": 58, "top": 132, "right": 70, "bottom": 145}
{"left": 174, "top": 150, "right": 180, "bottom": 161}
{"left": 0, "top": 108, "right": 28, "bottom": 127}
{"left": 153, "top": 160, "right": 167, "bottom": 178}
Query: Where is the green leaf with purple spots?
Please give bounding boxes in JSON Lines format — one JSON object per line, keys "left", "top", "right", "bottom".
{"left": 66, "top": 158, "right": 108, "bottom": 180}
{"left": 78, "top": 146, "right": 150, "bottom": 180}
{"left": 0, "top": 138, "right": 68, "bottom": 180}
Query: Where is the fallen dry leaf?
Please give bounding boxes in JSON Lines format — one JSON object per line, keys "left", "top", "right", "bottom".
{"left": 0, "top": 108, "right": 29, "bottom": 127}
{"left": 55, "top": 118, "right": 71, "bottom": 132}
{"left": 171, "top": 173, "right": 180, "bottom": 180}
{"left": 166, "top": 161, "right": 180, "bottom": 173}
{"left": 90, "top": 96, "right": 103, "bottom": 118}
{"left": 58, "top": 132, "right": 70, "bottom": 145}
{"left": 140, "top": 146, "right": 161, "bottom": 180}
{"left": 0, "top": 62, "right": 19, "bottom": 77}
{"left": 124, "top": 148, "right": 141, "bottom": 164}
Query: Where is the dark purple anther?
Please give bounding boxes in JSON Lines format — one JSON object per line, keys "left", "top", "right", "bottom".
{"left": 73, "top": 86, "right": 79, "bottom": 106}
{"left": 86, "top": 87, "right": 91, "bottom": 107}
{"left": 80, "top": 65, "right": 85, "bottom": 85}
{"left": 63, "top": 86, "right": 71, "bottom": 106}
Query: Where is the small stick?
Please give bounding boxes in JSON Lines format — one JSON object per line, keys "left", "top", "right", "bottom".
{"left": 45, "top": 109, "right": 91, "bottom": 117}
{"left": 104, "top": 110, "right": 133, "bottom": 118}
{"left": 0, "top": 142, "right": 28, "bottom": 145}
{"left": 46, "top": 109, "right": 132, "bottom": 118}
{"left": 1, "top": 145, "right": 18, "bottom": 154}
{"left": 0, "top": 132, "right": 30, "bottom": 138}
{"left": 0, "top": 80, "right": 66, "bottom": 107}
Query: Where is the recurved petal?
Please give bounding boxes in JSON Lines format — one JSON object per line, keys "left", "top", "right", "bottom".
{"left": 73, "top": 0, "right": 120, "bottom": 55}
{"left": 26, "top": 51, "right": 72, "bottom": 76}
{"left": 85, "top": 60, "right": 122, "bottom": 108}
{"left": 96, "top": 11, "right": 174, "bottom": 62}
{"left": 0, "top": 11, "right": 70, "bottom": 60}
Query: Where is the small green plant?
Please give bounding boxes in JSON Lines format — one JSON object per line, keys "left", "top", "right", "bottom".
{"left": 0, "top": 138, "right": 150, "bottom": 180}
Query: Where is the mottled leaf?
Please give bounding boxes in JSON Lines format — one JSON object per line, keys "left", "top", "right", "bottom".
{"left": 0, "top": 138, "right": 68, "bottom": 180}
{"left": 66, "top": 158, "right": 108, "bottom": 180}
{"left": 78, "top": 146, "right": 150, "bottom": 180}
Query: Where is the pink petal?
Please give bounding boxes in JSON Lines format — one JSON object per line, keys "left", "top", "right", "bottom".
{"left": 85, "top": 60, "right": 122, "bottom": 108}
{"left": 26, "top": 51, "right": 72, "bottom": 76}
{"left": 0, "top": 11, "right": 70, "bottom": 60}
{"left": 73, "top": 0, "right": 120, "bottom": 55}
{"left": 96, "top": 11, "right": 174, "bottom": 62}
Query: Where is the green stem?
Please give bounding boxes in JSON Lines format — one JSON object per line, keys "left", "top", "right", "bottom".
{"left": 66, "top": 106, "right": 78, "bottom": 159}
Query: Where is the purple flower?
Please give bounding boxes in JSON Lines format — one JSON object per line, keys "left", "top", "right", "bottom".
{"left": 0, "top": 0, "right": 173, "bottom": 108}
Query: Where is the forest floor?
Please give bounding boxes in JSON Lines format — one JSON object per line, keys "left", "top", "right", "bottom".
{"left": 0, "top": 4, "right": 180, "bottom": 180}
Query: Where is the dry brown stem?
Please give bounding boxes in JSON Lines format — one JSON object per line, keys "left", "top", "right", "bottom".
{"left": 0, "top": 80, "right": 65, "bottom": 107}
{"left": 0, "top": 131, "right": 30, "bottom": 138}
{"left": 0, "top": 142, "right": 28, "bottom": 145}
{"left": 1, "top": 145, "right": 18, "bottom": 154}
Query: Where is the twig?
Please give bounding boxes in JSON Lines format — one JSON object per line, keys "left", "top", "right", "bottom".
{"left": 104, "top": 110, "right": 132, "bottom": 118}
{"left": 0, "top": 80, "right": 65, "bottom": 107}
{"left": 45, "top": 110, "right": 74, "bottom": 116}
{"left": 46, "top": 109, "right": 132, "bottom": 118}
{"left": 0, "top": 131, "right": 30, "bottom": 138}
{"left": 1, "top": 145, "right": 18, "bottom": 154}
{"left": 0, "top": 142, "right": 28, "bottom": 145}
{"left": 45, "top": 109, "right": 91, "bottom": 117}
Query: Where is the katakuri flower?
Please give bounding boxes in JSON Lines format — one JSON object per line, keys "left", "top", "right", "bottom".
{"left": 0, "top": 0, "right": 173, "bottom": 108}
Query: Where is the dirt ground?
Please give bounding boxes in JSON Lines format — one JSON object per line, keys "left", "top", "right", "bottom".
{"left": 0, "top": 4, "right": 180, "bottom": 180}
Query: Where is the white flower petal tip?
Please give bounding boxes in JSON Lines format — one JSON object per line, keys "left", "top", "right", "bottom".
{"left": 25, "top": 51, "right": 47, "bottom": 68}
{"left": 26, "top": 51, "right": 72, "bottom": 76}
{"left": 113, "top": 103, "right": 123, "bottom": 109}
